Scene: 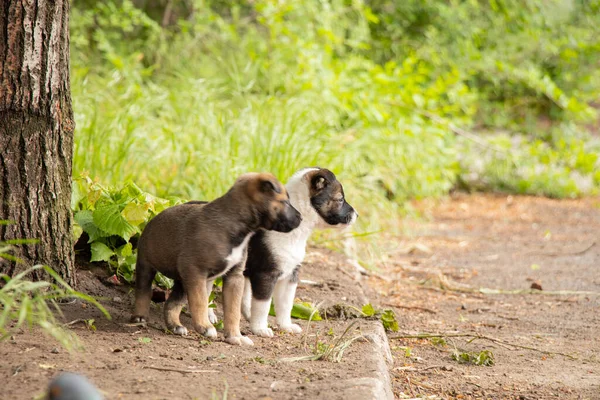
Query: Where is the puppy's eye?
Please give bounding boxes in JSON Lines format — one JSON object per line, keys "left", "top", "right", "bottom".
{"left": 337, "top": 198, "right": 344, "bottom": 203}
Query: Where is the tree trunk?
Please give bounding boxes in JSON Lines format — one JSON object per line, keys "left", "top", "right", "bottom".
{"left": 0, "top": 0, "right": 75, "bottom": 286}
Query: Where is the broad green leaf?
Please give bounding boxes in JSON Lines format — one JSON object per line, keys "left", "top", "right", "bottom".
{"left": 121, "top": 202, "right": 150, "bottom": 226}
{"left": 74, "top": 210, "right": 109, "bottom": 242}
{"left": 87, "top": 189, "right": 103, "bottom": 207}
{"left": 118, "top": 242, "right": 133, "bottom": 257}
{"left": 72, "top": 222, "right": 83, "bottom": 243}
{"left": 90, "top": 242, "right": 114, "bottom": 262}
{"left": 362, "top": 303, "right": 376, "bottom": 317}
{"left": 93, "top": 204, "right": 138, "bottom": 241}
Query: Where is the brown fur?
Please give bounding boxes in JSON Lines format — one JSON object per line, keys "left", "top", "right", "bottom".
{"left": 131, "top": 173, "right": 301, "bottom": 344}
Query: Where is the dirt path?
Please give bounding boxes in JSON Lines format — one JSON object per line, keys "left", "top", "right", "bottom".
{"left": 1, "top": 194, "right": 598, "bottom": 399}
{"left": 376, "top": 194, "right": 600, "bottom": 399}
{"left": 1, "top": 249, "right": 390, "bottom": 400}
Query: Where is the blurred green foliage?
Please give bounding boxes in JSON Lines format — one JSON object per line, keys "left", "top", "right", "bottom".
{"left": 70, "top": 0, "right": 600, "bottom": 228}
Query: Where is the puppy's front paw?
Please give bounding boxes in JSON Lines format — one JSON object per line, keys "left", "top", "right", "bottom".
{"left": 279, "top": 323, "right": 302, "bottom": 334}
{"left": 225, "top": 335, "right": 254, "bottom": 346}
{"left": 170, "top": 325, "right": 188, "bottom": 336}
{"left": 195, "top": 324, "right": 217, "bottom": 339}
{"left": 208, "top": 308, "right": 218, "bottom": 324}
{"left": 251, "top": 326, "right": 274, "bottom": 338}
{"left": 203, "top": 326, "right": 217, "bottom": 339}
{"left": 130, "top": 316, "right": 147, "bottom": 324}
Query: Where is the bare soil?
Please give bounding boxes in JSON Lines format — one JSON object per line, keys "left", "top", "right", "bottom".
{"left": 1, "top": 194, "right": 599, "bottom": 400}
{"left": 377, "top": 194, "right": 600, "bottom": 399}
{"left": 1, "top": 248, "right": 383, "bottom": 400}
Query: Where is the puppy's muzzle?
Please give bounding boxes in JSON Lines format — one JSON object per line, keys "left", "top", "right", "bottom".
{"left": 345, "top": 210, "right": 358, "bottom": 225}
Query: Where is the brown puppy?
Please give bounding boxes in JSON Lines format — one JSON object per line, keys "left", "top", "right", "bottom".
{"left": 130, "top": 173, "right": 302, "bottom": 345}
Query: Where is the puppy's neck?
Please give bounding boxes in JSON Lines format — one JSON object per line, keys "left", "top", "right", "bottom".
{"left": 267, "top": 173, "right": 321, "bottom": 248}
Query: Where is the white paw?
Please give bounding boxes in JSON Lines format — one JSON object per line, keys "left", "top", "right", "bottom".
{"left": 172, "top": 325, "right": 188, "bottom": 336}
{"left": 208, "top": 308, "right": 218, "bottom": 324}
{"left": 225, "top": 335, "right": 254, "bottom": 346}
{"left": 279, "top": 323, "right": 302, "bottom": 334}
{"left": 197, "top": 325, "right": 217, "bottom": 339}
{"left": 251, "top": 326, "right": 274, "bottom": 338}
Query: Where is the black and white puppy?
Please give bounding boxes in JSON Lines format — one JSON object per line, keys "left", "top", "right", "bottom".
{"left": 241, "top": 167, "right": 357, "bottom": 337}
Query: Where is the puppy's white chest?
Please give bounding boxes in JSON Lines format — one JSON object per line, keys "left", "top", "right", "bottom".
{"left": 224, "top": 233, "right": 253, "bottom": 271}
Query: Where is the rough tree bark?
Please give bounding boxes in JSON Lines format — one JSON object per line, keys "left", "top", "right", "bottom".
{"left": 0, "top": 0, "right": 75, "bottom": 286}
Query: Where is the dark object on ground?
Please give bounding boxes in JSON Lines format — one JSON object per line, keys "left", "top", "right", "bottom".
{"left": 47, "top": 372, "right": 103, "bottom": 400}
{"left": 530, "top": 281, "right": 543, "bottom": 290}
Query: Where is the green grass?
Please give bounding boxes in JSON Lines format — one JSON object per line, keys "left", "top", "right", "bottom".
{"left": 0, "top": 265, "right": 110, "bottom": 350}
{"left": 70, "top": 0, "right": 600, "bottom": 249}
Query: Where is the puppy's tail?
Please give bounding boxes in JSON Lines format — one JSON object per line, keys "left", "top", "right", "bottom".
{"left": 131, "top": 258, "right": 157, "bottom": 322}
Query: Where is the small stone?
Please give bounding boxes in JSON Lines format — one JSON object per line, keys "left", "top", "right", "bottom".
{"left": 531, "top": 281, "right": 543, "bottom": 291}
{"left": 51, "top": 347, "right": 60, "bottom": 354}
{"left": 112, "top": 296, "right": 122, "bottom": 303}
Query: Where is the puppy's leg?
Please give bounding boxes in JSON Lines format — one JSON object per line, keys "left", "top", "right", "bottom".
{"left": 241, "top": 277, "right": 252, "bottom": 321}
{"left": 164, "top": 280, "right": 188, "bottom": 336}
{"left": 206, "top": 278, "right": 218, "bottom": 324}
{"left": 274, "top": 266, "right": 302, "bottom": 334}
{"left": 222, "top": 265, "right": 253, "bottom": 346}
{"left": 183, "top": 271, "right": 216, "bottom": 339}
{"left": 131, "top": 258, "right": 157, "bottom": 323}
{"left": 249, "top": 272, "right": 278, "bottom": 338}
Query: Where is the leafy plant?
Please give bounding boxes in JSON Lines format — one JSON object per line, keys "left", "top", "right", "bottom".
{"left": 380, "top": 309, "right": 399, "bottom": 332}
{"left": 361, "top": 303, "right": 376, "bottom": 317}
{"left": 361, "top": 303, "right": 399, "bottom": 332}
{"left": 429, "top": 337, "right": 447, "bottom": 347}
{"left": 452, "top": 349, "right": 495, "bottom": 366}
{"left": 72, "top": 176, "right": 180, "bottom": 283}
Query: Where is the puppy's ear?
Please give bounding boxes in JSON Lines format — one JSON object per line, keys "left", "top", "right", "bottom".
{"left": 313, "top": 176, "right": 328, "bottom": 191}
{"left": 260, "top": 178, "right": 282, "bottom": 194}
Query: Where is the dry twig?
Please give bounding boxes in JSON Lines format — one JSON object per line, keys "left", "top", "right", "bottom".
{"left": 389, "top": 332, "right": 577, "bottom": 360}
{"left": 383, "top": 303, "right": 437, "bottom": 314}
{"left": 524, "top": 241, "right": 596, "bottom": 257}
{"left": 143, "top": 366, "right": 219, "bottom": 374}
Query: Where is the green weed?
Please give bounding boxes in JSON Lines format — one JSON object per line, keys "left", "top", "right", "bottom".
{"left": 0, "top": 265, "right": 110, "bottom": 350}
{"left": 452, "top": 349, "right": 495, "bottom": 366}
